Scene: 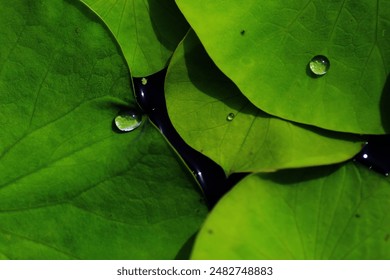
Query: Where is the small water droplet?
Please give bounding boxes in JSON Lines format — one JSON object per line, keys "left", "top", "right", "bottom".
{"left": 309, "top": 55, "right": 330, "bottom": 76}
{"left": 114, "top": 110, "right": 142, "bottom": 132}
{"left": 226, "top": 113, "right": 235, "bottom": 121}
{"left": 363, "top": 154, "right": 368, "bottom": 159}
{"left": 141, "top": 77, "right": 148, "bottom": 85}
{"left": 133, "top": 70, "right": 230, "bottom": 207}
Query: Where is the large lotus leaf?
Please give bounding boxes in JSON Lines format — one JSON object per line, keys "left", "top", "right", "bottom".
{"left": 191, "top": 162, "right": 390, "bottom": 259}
{"left": 0, "top": 0, "right": 207, "bottom": 259}
{"left": 81, "top": 0, "right": 189, "bottom": 77}
{"left": 175, "top": 0, "right": 390, "bottom": 134}
{"left": 165, "top": 31, "right": 363, "bottom": 174}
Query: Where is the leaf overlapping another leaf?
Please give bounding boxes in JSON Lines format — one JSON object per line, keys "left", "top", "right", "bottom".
{"left": 81, "top": 0, "right": 190, "bottom": 77}
{"left": 175, "top": 0, "right": 390, "bottom": 134}
{"left": 165, "top": 31, "right": 363, "bottom": 174}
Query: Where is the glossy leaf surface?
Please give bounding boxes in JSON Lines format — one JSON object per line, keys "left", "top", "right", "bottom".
{"left": 165, "top": 31, "right": 363, "bottom": 174}
{"left": 192, "top": 163, "right": 390, "bottom": 259}
{"left": 0, "top": 0, "right": 206, "bottom": 259}
{"left": 176, "top": 0, "right": 390, "bottom": 134}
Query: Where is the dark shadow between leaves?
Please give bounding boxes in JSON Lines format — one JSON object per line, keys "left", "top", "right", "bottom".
{"left": 380, "top": 74, "right": 390, "bottom": 133}
{"left": 174, "top": 232, "right": 198, "bottom": 260}
{"left": 147, "top": 0, "right": 190, "bottom": 53}
{"left": 260, "top": 163, "right": 341, "bottom": 186}
{"left": 183, "top": 32, "right": 256, "bottom": 115}
{"left": 294, "top": 121, "right": 366, "bottom": 145}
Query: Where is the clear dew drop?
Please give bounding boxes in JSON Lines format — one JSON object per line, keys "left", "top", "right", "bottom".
{"left": 309, "top": 55, "right": 330, "bottom": 76}
{"left": 226, "top": 113, "right": 235, "bottom": 121}
{"left": 114, "top": 110, "right": 142, "bottom": 132}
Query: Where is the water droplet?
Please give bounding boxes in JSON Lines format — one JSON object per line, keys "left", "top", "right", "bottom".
{"left": 133, "top": 70, "right": 230, "bottom": 207}
{"left": 309, "top": 55, "right": 330, "bottom": 76}
{"left": 226, "top": 113, "right": 235, "bottom": 121}
{"left": 141, "top": 77, "right": 148, "bottom": 85}
{"left": 114, "top": 110, "right": 142, "bottom": 132}
{"left": 363, "top": 153, "right": 368, "bottom": 159}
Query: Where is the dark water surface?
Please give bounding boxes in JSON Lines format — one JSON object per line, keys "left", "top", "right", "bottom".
{"left": 132, "top": 69, "right": 389, "bottom": 207}
{"left": 353, "top": 135, "right": 390, "bottom": 177}
{"left": 133, "top": 69, "right": 246, "bottom": 207}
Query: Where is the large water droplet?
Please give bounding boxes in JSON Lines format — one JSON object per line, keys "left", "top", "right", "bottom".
{"left": 309, "top": 55, "right": 330, "bottom": 76}
{"left": 114, "top": 110, "right": 142, "bottom": 132}
{"left": 226, "top": 113, "right": 235, "bottom": 121}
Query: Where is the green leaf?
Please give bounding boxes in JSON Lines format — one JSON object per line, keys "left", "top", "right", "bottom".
{"left": 165, "top": 31, "right": 363, "bottom": 174}
{"left": 81, "top": 0, "right": 189, "bottom": 77}
{"left": 175, "top": 0, "right": 390, "bottom": 134}
{"left": 191, "top": 162, "right": 390, "bottom": 259}
{"left": 0, "top": 0, "right": 206, "bottom": 259}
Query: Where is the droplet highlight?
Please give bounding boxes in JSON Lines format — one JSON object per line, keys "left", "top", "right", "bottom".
{"left": 309, "top": 55, "right": 330, "bottom": 76}
{"left": 226, "top": 113, "right": 235, "bottom": 121}
{"left": 114, "top": 110, "right": 142, "bottom": 132}
{"left": 353, "top": 135, "right": 390, "bottom": 177}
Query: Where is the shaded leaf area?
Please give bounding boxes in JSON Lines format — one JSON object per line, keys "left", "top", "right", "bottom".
{"left": 81, "top": 0, "right": 189, "bottom": 77}
{"left": 176, "top": 0, "right": 390, "bottom": 134}
{"left": 0, "top": 0, "right": 207, "bottom": 259}
{"left": 192, "top": 162, "right": 390, "bottom": 260}
{"left": 165, "top": 31, "right": 363, "bottom": 175}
